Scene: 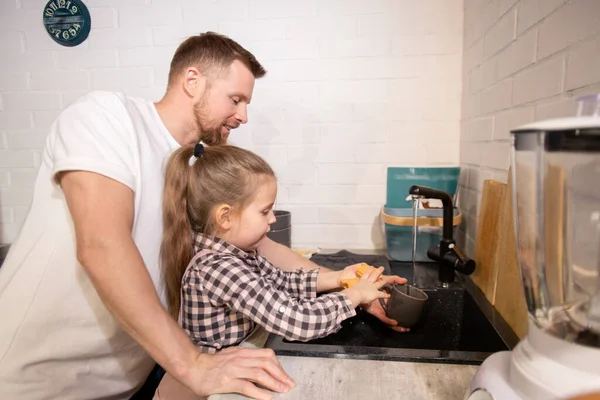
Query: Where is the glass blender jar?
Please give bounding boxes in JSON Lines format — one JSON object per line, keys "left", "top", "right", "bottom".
{"left": 511, "top": 94, "right": 600, "bottom": 348}
{"left": 467, "top": 96, "right": 600, "bottom": 400}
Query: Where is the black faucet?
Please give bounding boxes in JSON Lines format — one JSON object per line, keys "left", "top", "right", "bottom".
{"left": 408, "top": 185, "right": 476, "bottom": 284}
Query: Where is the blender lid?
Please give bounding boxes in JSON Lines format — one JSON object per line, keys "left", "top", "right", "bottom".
{"left": 511, "top": 116, "right": 600, "bottom": 152}
{"left": 511, "top": 116, "right": 600, "bottom": 134}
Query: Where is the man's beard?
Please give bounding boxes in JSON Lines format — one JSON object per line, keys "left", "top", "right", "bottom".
{"left": 194, "top": 98, "right": 226, "bottom": 146}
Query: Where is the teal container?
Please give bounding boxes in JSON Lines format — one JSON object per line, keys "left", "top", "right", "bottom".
{"left": 381, "top": 206, "right": 462, "bottom": 262}
{"left": 386, "top": 167, "right": 461, "bottom": 208}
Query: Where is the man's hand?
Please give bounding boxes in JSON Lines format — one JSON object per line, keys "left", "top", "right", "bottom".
{"left": 188, "top": 348, "right": 295, "bottom": 400}
{"left": 361, "top": 274, "right": 410, "bottom": 333}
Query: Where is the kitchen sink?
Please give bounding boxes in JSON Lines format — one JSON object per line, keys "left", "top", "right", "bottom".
{"left": 264, "top": 252, "right": 519, "bottom": 365}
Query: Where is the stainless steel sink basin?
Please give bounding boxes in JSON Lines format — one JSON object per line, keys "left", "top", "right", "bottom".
{"left": 264, "top": 254, "right": 519, "bottom": 365}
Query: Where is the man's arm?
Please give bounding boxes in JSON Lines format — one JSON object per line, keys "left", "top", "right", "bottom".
{"left": 257, "top": 237, "right": 333, "bottom": 273}
{"left": 60, "top": 171, "right": 293, "bottom": 399}
{"left": 257, "top": 238, "right": 357, "bottom": 292}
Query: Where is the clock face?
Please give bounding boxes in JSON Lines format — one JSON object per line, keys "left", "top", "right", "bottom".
{"left": 42, "top": 0, "right": 91, "bottom": 47}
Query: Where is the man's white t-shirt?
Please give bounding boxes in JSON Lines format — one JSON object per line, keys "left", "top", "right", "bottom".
{"left": 0, "top": 91, "right": 180, "bottom": 399}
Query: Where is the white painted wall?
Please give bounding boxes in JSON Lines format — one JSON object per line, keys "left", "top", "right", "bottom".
{"left": 459, "top": 0, "right": 600, "bottom": 256}
{"left": 0, "top": 0, "right": 463, "bottom": 249}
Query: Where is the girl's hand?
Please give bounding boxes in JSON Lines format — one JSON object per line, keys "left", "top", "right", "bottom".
{"left": 343, "top": 266, "right": 388, "bottom": 306}
{"left": 337, "top": 263, "right": 364, "bottom": 286}
{"left": 373, "top": 274, "right": 407, "bottom": 288}
{"left": 338, "top": 263, "right": 383, "bottom": 288}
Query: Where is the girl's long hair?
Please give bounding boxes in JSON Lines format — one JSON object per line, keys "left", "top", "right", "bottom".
{"left": 160, "top": 145, "right": 274, "bottom": 319}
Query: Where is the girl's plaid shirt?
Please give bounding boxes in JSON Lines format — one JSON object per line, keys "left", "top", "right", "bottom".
{"left": 179, "top": 233, "right": 356, "bottom": 353}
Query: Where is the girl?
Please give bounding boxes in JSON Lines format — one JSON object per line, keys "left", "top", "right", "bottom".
{"left": 155, "top": 143, "right": 393, "bottom": 399}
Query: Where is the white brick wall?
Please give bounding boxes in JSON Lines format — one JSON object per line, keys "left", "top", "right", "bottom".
{"left": 0, "top": 0, "right": 463, "bottom": 249}
{"left": 460, "top": 0, "right": 600, "bottom": 257}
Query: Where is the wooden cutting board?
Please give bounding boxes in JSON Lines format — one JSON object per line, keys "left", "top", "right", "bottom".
{"left": 492, "top": 172, "right": 529, "bottom": 339}
{"left": 472, "top": 180, "right": 506, "bottom": 302}
{"left": 471, "top": 176, "right": 528, "bottom": 339}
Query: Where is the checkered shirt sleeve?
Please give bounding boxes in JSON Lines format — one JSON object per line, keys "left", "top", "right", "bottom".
{"left": 254, "top": 253, "right": 319, "bottom": 300}
{"left": 188, "top": 253, "right": 356, "bottom": 343}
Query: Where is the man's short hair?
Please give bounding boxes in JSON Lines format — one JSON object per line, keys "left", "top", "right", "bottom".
{"left": 168, "top": 31, "right": 266, "bottom": 87}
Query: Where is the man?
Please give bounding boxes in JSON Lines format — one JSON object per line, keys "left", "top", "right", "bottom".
{"left": 0, "top": 32, "right": 404, "bottom": 400}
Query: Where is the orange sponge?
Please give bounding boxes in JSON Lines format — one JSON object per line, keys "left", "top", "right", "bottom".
{"left": 340, "top": 277, "right": 360, "bottom": 289}
{"left": 341, "top": 264, "right": 384, "bottom": 288}
{"left": 355, "top": 263, "right": 373, "bottom": 277}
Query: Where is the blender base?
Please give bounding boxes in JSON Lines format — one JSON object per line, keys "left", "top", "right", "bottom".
{"left": 466, "top": 323, "right": 600, "bottom": 400}
{"left": 464, "top": 351, "right": 519, "bottom": 400}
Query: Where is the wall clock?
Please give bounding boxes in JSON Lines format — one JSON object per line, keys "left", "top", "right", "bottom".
{"left": 43, "top": 0, "right": 91, "bottom": 47}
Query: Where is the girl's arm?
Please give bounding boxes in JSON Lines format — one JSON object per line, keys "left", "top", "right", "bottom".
{"left": 197, "top": 255, "right": 364, "bottom": 342}
{"left": 257, "top": 254, "right": 342, "bottom": 299}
